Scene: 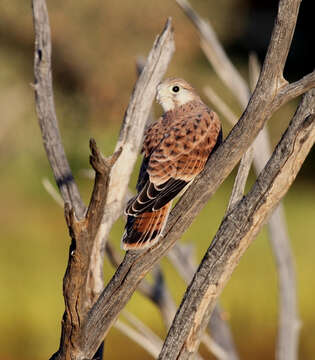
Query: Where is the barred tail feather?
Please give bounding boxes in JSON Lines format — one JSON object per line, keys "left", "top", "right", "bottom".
{"left": 121, "top": 202, "right": 172, "bottom": 250}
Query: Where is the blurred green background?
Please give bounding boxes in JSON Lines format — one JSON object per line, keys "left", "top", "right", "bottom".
{"left": 0, "top": 0, "right": 314, "bottom": 359}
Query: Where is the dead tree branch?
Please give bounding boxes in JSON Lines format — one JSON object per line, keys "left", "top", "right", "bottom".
{"left": 32, "top": 0, "right": 85, "bottom": 218}
{"left": 158, "top": 87, "right": 315, "bottom": 359}
{"left": 106, "top": 240, "right": 177, "bottom": 330}
{"left": 175, "top": 0, "right": 250, "bottom": 108}
{"left": 32, "top": 0, "right": 175, "bottom": 359}
{"left": 32, "top": 1, "right": 120, "bottom": 358}
{"left": 96, "top": 17, "right": 174, "bottom": 240}
{"left": 88, "top": 17, "right": 175, "bottom": 301}
{"left": 177, "top": 1, "right": 303, "bottom": 358}
{"left": 32, "top": 0, "right": 314, "bottom": 358}
{"left": 77, "top": 1, "right": 314, "bottom": 358}
{"left": 168, "top": 244, "right": 238, "bottom": 360}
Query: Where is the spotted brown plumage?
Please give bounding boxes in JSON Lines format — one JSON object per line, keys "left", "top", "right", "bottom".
{"left": 122, "top": 78, "right": 222, "bottom": 250}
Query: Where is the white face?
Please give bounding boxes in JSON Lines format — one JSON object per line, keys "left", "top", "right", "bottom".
{"left": 156, "top": 82, "right": 195, "bottom": 112}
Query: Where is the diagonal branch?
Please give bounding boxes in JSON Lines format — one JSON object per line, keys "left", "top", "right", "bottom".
{"left": 96, "top": 17, "right": 175, "bottom": 243}
{"left": 175, "top": 0, "right": 249, "bottom": 108}
{"left": 158, "top": 88, "right": 315, "bottom": 360}
{"left": 87, "top": 18, "right": 175, "bottom": 301}
{"left": 178, "top": 2, "right": 307, "bottom": 358}
{"left": 78, "top": 1, "right": 314, "bottom": 358}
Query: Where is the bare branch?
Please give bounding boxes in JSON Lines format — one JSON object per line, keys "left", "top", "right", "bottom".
{"left": 158, "top": 87, "right": 315, "bottom": 359}
{"left": 272, "top": 71, "right": 315, "bottom": 111}
{"left": 180, "top": 2, "right": 303, "bottom": 358}
{"left": 270, "top": 206, "right": 301, "bottom": 360}
{"left": 42, "top": 177, "right": 64, "bottom": 207}
{"left": 32, "top": 2, "right": 114, "bottom": 358}
{"left": 49, "top": 140, "right": 120, "bottom": 360}
{"left": 168, "top": 245, "right": 238, "bottom": 360}
{"left": 32, "top": 0, "right": 85, "bottom": 218}
{"left": 87, "top": 18, "right": 175, "bottom": 301}
{"left": 203, "top": 86, "right": 239, "bottom": 125}
{"left": 122, "top": 310, "right": 163, "bottom": 345}
{"left": 208, "top": 306, "right": 239, "bottom": 360}
{"left": 78, "top": 2, "right": 312, "bottom": 357}
{"left": 227, "top": 146, "right": 253, "bottom": 211}
{"left": 114, "top": 319, "right": 162, "bottom": 358}
{"left": 226, "top": 53, "right": 260, "bottom": 211}
{"left": 96, "top": 17, "right": 175, "bottom": 244}
{"left": 175, "top": 0, "right": 249, "bottom": 108}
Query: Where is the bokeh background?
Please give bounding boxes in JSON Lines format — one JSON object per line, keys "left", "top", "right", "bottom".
{"left": 1, "top": 0, "right": 314, "bottom": 359}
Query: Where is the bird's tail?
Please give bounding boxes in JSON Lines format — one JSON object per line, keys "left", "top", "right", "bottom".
{"left": 121, "top": 202, "right": 172, "bottom": 250}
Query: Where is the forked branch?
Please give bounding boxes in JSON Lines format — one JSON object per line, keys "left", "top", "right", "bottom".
{"left": 32, "top": 0, "right": 176, "bottom": 359}
{"left": 158, "top": 88, "right": 315, "bottom": 360}
{"left": 32, "top": 0, "right": 314, "bottom": 359}
{"left": 80, "top": 1, "right": 314, "bottom": 358}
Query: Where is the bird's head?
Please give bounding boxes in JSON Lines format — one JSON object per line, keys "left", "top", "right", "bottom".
{"left": 156, "top": 78, "right": 200, "bottom": 112}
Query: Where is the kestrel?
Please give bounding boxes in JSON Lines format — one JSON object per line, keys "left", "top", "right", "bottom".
{"left": 122, "top": 78, "right": 222, "bottom": 250}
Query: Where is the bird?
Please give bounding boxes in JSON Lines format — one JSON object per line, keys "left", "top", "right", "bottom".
{"left": 121, "top": 78, "right": 222, "bottom": 250}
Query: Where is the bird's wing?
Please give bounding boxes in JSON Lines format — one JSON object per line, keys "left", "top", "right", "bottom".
{"left": 126, "top": 107, "right": 221, "bottom": 215}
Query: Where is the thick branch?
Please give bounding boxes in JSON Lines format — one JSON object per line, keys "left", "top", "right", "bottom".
{"left": 32, "top": 1, "right": 120, "bottom": 359}
{"left": 105, "top": 241, "right": 177, "bottom": 330}
{"left": 32, "top": 0, "right": 85, "bottom": 218}
{"left": 50, "top": 142, "right": 120, "bottom": 360}
{"left": 180, "top": 2, "right": 305, "bottom": 357}
{"left": 75, "top": 2, "right": 312, "bottom": 357}
{"left": 158, "top": 88, "right": 315, "bottom": 360}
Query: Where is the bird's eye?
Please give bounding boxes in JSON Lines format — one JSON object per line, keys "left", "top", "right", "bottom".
{"left": 172, "top": 85, "right": 180, "bottom": 93}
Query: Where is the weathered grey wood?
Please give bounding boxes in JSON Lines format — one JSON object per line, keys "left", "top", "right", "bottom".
{"left": 178, "top": 2, "right": 305, "bottom": 358}
{"left": 32, "top": 2, "right": 112, "bottom": 359}
{"left": 176, "top": 0, "right": 250, "bottom": 108}
{"left": 32, "top": 1, "right": 174, "bottom": 359}
{"left": 32, "top": 0, "right": 85, "bottom": 218}
{"left": 88, "top": 18, "right": 175, "bottom": 303}
{"left": 32, "top": 0, "right": 314, "bottom": 358}
{"left": 168, "top": 244, "right": 239, "bottom": 360}
{"left": 158, "top": 88, "right": 315, "bottom": 360}
{"left": 95, "top": 17, "right": 175, "bottom": 244}
{"left": 269, "top": 205, "right": 301, "bottom": 360}
{"left": 78, "top": 1, "right": 315, "bottom": 358}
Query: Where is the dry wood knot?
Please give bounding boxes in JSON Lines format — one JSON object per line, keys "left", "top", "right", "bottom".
{"left": 89, "top": 139, "right": 122, "bottom": 176}
{"left": 64, "top": 202, "right": 85, "bottom": 238}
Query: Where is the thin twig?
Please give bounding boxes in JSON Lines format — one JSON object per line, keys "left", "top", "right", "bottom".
{"left": 226, "top": 53, "right": 260, "bottom": 211}
{"left": 42, "top": 177, "right": 64, "bottom": 207}
{"left": 114, "top": 319, "right": 162, "bottom": 358}
{"left": 203, "top": 86, "right": 239, "bottom": 125}
{"left": 176, "top": 0, "right": 249, "bottom": 107}
{"left": 122, "top": 310, "right": 164, "bottom": 346}
{"left": 227, "top": 147, "right": 253, "bottom": 212}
